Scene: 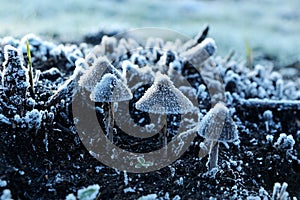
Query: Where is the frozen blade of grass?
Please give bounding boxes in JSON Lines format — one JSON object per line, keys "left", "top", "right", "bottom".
{"left": 197, "top": 25, "right": 209, "bottom": 44}
{"left": 26, "top": 39, "right": 35, "bottom": 97}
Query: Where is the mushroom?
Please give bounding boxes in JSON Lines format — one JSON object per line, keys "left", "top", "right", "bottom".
{"left": 198, "top": 103, "right": 238, "bottom": 172}
{"left": 78, "top": 56, "right": 123, "bottom": 92}
{"left": 263, "top": 110, "right": 273, "bottom": 132}
{"left": 182, "top": 38, "right": 217, "bottom": 67}
{"left": 135, "top": 72, "right": 194, "bottom": 148}
{"left": 90, "top": 73, "right": 132, "bottom": 142}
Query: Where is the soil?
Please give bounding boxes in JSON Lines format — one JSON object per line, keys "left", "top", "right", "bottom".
{"left": 0, "top": 32, "right": 299, "bottom": 200}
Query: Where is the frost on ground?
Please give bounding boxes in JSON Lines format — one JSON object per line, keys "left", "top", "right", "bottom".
{"left": 0, "top": 29, "right": 299, "bottom": 199}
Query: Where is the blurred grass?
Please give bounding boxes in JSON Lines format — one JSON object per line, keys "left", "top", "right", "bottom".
{"left": 0, "top": 0, "right": 299, "bottom": 64}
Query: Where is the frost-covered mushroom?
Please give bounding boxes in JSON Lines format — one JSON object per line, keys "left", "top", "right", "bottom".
{"left": 78, "top": 57, "right": 123, "bottom": 92}
{"left": 182, "top": 38, "right": 217, "bottom": 67}
{"left": 135, "top": 73, "right": 194, "bottom": 147}
{"left": 136, "top": 73, "right": 194, "bottom": 114}
{"left": 90, "top": 73, "right": 132, "bottom": 141}
{"left": 198, "top": 103, "right": 238, "bottom": 172}
{"left": 263, "top": 110, "right": 273, "bottom": 132}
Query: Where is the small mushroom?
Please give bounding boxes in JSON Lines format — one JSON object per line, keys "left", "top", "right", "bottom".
{"left": 79, "top": 57, "right": 123, "bottom": 92}
{"left": 182, "top": 38, "right": 217, "bottom": 67}
{"left": 90, "top": 73, "right": 132, "bottom": 142}
{"left": 198, "top": 103, "right": 238, "bottom": 172}
{"left": 263, "top": 110, "right": 273, "bottom": 132}
{"left": 135, "top": 72, "right": 194, "bottom": 148}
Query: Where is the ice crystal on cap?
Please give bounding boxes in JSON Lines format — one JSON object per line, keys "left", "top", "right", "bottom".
{"left": 198, "top": 103, "right": 238, "bottom": 142}
{"left": 135, "top": 73, "right": 194, "bottom": 114}
{"left": 79, "top": 57, "right": 123, "bottom": 91}
{"left": 90, "top": 73, "right": 132, "bottom": 102}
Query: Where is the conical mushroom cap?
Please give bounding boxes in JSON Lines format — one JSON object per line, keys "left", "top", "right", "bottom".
{"left": 198, "top": 103, "right": 238, "bottom": 142}
{"left": 135, "top": 73, "right": 194, "bottom": 114}
{"left": 79, "top": 57, "right": 123, "bottom": 92}
{"left": 90, "top": 73, "right": 132, "bottom": 102}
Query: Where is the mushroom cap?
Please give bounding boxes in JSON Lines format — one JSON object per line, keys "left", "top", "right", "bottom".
{"left": 90, "top": 73, "right": 132, "bottom": 102}
{"left": 135, "top": 73, "right": 194, "bottom": 114}
{"left": 79, "top": 57, "right": 123, "bottom": 92}
{"left": 198, "top": 103, "right": 238, "bottom": 142}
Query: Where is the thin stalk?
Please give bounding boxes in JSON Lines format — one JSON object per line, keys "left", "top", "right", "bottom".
{"left": 107, "top": 102, "right": 114, "bottom": 142}
{"left": 207, "top": 141, "right": 219, "bottom": 171}
{"left": 163, "top": 122, "right": 168, "bottom": 156}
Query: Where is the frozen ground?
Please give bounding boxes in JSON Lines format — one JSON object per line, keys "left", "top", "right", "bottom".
{"left": 0, "top": 0, "right": 300, "bottom": 65}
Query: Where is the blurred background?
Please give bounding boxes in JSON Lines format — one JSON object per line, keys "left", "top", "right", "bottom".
{"left": 1, "top": 0, "right": 300, "bottom": 66}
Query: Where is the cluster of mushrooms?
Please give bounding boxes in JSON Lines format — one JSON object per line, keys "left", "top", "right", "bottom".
{"left": 74, "top": 33, "right": 239, "bottom": 173}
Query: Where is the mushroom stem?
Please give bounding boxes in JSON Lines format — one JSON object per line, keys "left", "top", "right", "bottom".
{"left": 106, "top": 102, "right": 114, "bottom": 142}
{"left": 162, "top": 124, "right": 167, "bottom": 148}
{"left": 207, "top": 141, "right": 219, "bottom": 171}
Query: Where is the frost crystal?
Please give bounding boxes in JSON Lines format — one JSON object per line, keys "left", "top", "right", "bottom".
{"left": 198, "top": 103, "right": 238, "bottom": 142}
{"left": 2, "top": 45, "right": 28, "bottom": 114}
{"left": 0, "top": 189, "right": 12, "bottom": 200}
{"left": 0, "top": 114, "right": 10, "bottom": 125}
{"left": 0, "top": 180, "right": 7, "bottom": 187}
{"left": 65, "top": 193, "right": 76, "bottom": 200}
{"left": 90, "top": 73, "right": 132, "bottom": 102}
{"left": 77, "top": 184, "right": 100, "bottom": 200}
{"left": 137, "top": 194, "right": 158, "bottom": 200}
{"left": 272, "top": 182, "right": 289, "bottom": 200}
{"left": 24, "top": 109, "right": 42, "bottom": 130}
{"left": 135, "top": 73, "right": 194, "bottom": 114}
{"left": 273, "top": 133, "right": 295, "bottom": 150}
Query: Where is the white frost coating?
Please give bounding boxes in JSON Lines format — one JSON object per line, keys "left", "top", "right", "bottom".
{"left": 0, "top": 189, "right": 12, "bottom": 200}
{"left": 77, "top": 184, "right": 100, "bottom": 200}
{"left": 90, "top": 73, "right": 132, "bottom": 102}
{"left": 178, "top": 86, "right": 197, "bottom": 99}
{"left": 175, "top": 177, "right": 184, "bottom": 186}
{"left": 0, "top": 114, "right": 10, "bottom": 125}
{"left": 124, "top": 171, "right": 128, "bottom": 186}
{"left": 123, "top": 187, "right": 135, "bottom": 193}
{"left": 145, "top": 123, "right": 155, "bottom": 132}
{"left": 0, "top": 180, "right": 7, "bottom": 187}
{"left": 169, "top": 60, "right": 182, "bottom": 74}
{"left": 24, "top": 109, "right": 42, "bottom": 130}
{"left": 85, "top": 52, "right": 96, "bottom": 66}
{"left": 198, "top": 103, "right": 238, "bottom": 142}
{"left": 137, "top": 194, "right": 157, "bottom": 200}
{"left": 135, "top": 73, "right": 194, "bottom": 114}
{"left": 65, "top": 193, "right": 76, "bottom": 200}
{"left": 272, "top": 182, "right": 289, "bottom": 200}
{"left": 173, "top": 195, "right": 181, "bottom": 200}
{"left": 273, "top": 133, "right": 295, "bottom": 150}
{"left": 79, "top": 57, "right": 123, "bottom": 91}
{"left": 75, "top": 57, "right": 89, "bottom": 70}
{"left": 266, "top": 135, "right": 274, "bottom": 143}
